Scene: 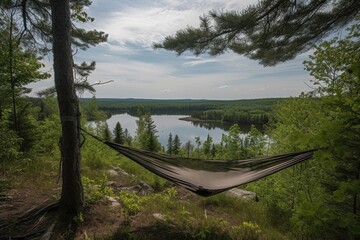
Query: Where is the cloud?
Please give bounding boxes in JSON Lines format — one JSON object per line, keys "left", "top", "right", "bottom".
{"left": 183, "top": 58, "right": 220, "bottom": 67}
{"left": 89, "top": 0, "right": 258, "bottom": 51}
{"left": 161, "top": 89, "right": 172, "bottom": 93}
{"left": 252, "top": 86, "right": 269, "bottom": 91}
{"left": 218, "top": 85, "right": 229, "bottom": 89}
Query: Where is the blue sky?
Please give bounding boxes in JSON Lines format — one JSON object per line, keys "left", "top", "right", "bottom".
{"left": 29, "top": 0, "right": 324, "bottom": 100}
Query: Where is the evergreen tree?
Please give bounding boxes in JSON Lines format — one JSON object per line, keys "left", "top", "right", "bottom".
{"left": 251, "top": 21, "right": 360, "bottom": 238}
{"left": 113, "top": 122, "right": 124, "bottom": 144}
{"left": 103, "top": 123, "right": 111, "bottom": 142}
{"left": 167, "top": 133, "right": 173, "bottom": 155}
{"left": 211, "top": 144, "right": 216, "bottom": 157}
{"left": 184, "top": 140, "right": 193, "bottom": 158}
{"left": 123, "top": 128, "right": 132, "bottom": 146}
{"left": 1, "top": 0, "right": 107, "bottom": 214}
{"left": 136, "top": 112, "right": 160, "bottom": 152}
{"left": 173, "top": 134, "right": 181, "bottom": 155}
{"left": 156, "top": 0, "right": 360, "bottom": 66}
{"left": 224, "top": 124, "right": 242, "bottom": 160}
{"left": 203, "top": 134, "right": 213, "bottom": 156}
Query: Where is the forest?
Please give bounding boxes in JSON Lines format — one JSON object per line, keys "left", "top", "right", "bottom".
{"left": 0, "top": 0, "right": 359, "bottom": 239}
{"left": 79, "top": 97, "right": 280, "bottom": 126}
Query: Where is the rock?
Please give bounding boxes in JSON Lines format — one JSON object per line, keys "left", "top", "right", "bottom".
{"left": 138, "top": 181, "right": 154, "bottom": 193}
{"left": 118, "top": 169, "right": 129, "bottom": 177}
{"left": 153, "top": 213, "right": 166, "bottom": 221}
{"left": 122, "top": 181, "right": 154, "bottom": 196}
{"left": 106, "top": 196, "right": 121, "bottom": 208}
{"left": 226, "top": 189, "right": 258, "bottom": 201}
{"left": 106, "top": 181, "right": 117, "bottom": 187}
{"left": 107, "top": 169, "right": 119, "bottom": 177}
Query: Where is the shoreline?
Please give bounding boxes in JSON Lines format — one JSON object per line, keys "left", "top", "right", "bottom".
{"left": 178, "top": 116, "right": 223, "bottom": 123}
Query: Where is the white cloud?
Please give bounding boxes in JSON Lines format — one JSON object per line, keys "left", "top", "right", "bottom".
{"left": 89, "top": 0, "right": 257, "bottom": 50}
{"left": 28, "top": 0, "right": 315, "bottom": 100}
{"left": 252, "top": 86, "right": 269, "bottom": 91}
{"left": 183, "top": 58, "right": 219, "bottom": 67}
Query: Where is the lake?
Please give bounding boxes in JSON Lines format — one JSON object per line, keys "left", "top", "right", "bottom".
{"left": 105, "top": 113, "right": 246, "bottom": 146}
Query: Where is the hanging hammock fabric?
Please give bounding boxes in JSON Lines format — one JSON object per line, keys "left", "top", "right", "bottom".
{"left": 102, "top": 140, "right": 316, "bottom": 197}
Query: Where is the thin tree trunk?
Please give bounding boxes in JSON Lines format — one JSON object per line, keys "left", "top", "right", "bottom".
{"left": 51, "top": 0, "right": 84, "bottom": 214}
{"left": 8, "top": 11, "right": 18, "bottom": 133}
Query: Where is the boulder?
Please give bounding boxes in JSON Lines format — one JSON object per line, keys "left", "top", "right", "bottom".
{"left": 107, "top": 169, "right": 119, "bottom": 177}
{"left": 105, "top": 181, "right": 117, "bottom": 187}
{"left": 153, "top": 213, "right": 166, "bottom": 221}
{"left": 226, "top": 189, "right": 258, "bottom": 201}
{"left": 106, "top": 196, "right": 121, "bottom": 208}
{"left": 122, "top": 181, "right": 154, "bottom": 195}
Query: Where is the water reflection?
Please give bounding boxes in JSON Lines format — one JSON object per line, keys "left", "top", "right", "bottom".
{"left": 105, "top": 113, "right": 250, "bottom": 146}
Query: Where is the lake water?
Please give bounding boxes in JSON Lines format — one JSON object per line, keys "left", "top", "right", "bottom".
{"left": 105, "top": 113, "right": 235, "bottom": 146}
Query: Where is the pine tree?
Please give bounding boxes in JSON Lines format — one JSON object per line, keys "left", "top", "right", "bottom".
{"left": 113, "top": 122, "right": 124, "bottom": 144}
{"left": 167, "top": 133, "right": 173, "bottom": 155}
{"left": 1, "top": 0, "right": 107, "bottom": 215}
{"left": 103, "top": 123, "right": 111, "bottom": 142}
{"left": 173, "top": 134, "right": 181, "bottom": 155}
{"left": 136, "top": 112, "right": 160, "bottom": 152}
{"left": 123, "top": 128, "right": 132, "bottom": 146}
{"left": 203, "top": 134, "right": 213, "bottom": 156}
{"left": 184, "top": 140, "right": 193, "bottom": 158}
{"left": 155, "top": 0, "right": 360, "bottom": 66}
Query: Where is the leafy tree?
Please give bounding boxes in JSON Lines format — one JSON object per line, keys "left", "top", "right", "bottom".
{"left": 81, "top": 96, "right": 107, "bottom": 121}
{"left": 243, "top": 125, "right": 267, "bottom": 157}
{"left": 167, "top": 133, "right": 173, "bottom": 155}
{"left": 0, "top": 123, "right": 21, "bottom": 164}
{"left": 173, "top": 134, "right": 181, "bottom": 155}
{"left": 0, "top": 16, "right": 49, "bottom": 132}
{"left": 251, "top": 22, "right": 360, "bottom": 238}
{"left": 155, "top": 0, "right": 360, "bottom": 66}
{"left": 224, "top": 124, "right": 242, "bottom": 160}
{"left": 113, "top": 122, "right": 124, "bottom": 144}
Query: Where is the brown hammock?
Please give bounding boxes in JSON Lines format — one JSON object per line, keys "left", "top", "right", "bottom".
{"left": 103, "top": 141, "right": 316, "bottom": 197}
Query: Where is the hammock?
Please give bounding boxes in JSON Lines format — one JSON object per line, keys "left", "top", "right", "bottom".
{"left": 102, "top": 140, "right": 316, "bottom": 197}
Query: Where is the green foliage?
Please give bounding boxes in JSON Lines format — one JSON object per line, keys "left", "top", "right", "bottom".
{"left": 113, "top": 122, "right": 124, "bottom": 144}
{"left": 166, "top": 133, "right": 173, "bottom": 155}
{"left": 202, "top": 134, "right": 212, "bottom": 156}
{"left": 0, "top": 123, "right": 21, "bottom": 163}
{"left": 103, "top": 123, "right": 112, "bottom": 142}
{"left": 81, "top": 98, "right": 280, "bottom": 127}
{"left": 172, "top": 135, "right": 181, "bottom": 155}
{"left": 118, "top": 190, "right": 142, "bottom": 216}
{"left": 81, "top": 129, "right": 118, "bottom": 170}
{"left": 81, "top": 96, "right": 107, "bottom": 121}
{"left": 135, "top": 112, "right": 160, "bottom": 152}
{"left": 249, "top": 21, "right": 360, "bottom": 239}
{"left": 82, "top": 174, "right": 114, "bottom": 204}
{"left": 156, "top": 0, "right": 359, "bottom": 66}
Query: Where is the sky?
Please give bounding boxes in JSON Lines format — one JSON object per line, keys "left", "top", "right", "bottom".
{"left": 29, "top": 0, "right": 321, "bottom": 100}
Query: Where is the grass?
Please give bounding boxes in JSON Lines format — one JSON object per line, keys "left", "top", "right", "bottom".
{"left": 1, "top": 131, "right": 290, "bottom": 240}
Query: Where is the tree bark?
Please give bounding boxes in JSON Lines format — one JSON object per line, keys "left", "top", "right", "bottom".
{"left": 51, "top": 0, "right": 84, "bottom": 214}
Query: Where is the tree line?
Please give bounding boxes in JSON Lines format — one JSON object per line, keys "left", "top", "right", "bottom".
{"left": 1, "top": 0, "right": 359, "bottom": 238}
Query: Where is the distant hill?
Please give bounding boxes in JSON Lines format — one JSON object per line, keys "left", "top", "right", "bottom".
{"left": 80, "top": 97, "right": 286, "bottom": 118}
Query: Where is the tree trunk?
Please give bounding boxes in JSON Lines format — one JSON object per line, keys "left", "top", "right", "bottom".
{"left": 8, "top": 11, "right": 18, "bottom": 133}
{"left": 51, "top": 0, "right": 84, "bottom": 214}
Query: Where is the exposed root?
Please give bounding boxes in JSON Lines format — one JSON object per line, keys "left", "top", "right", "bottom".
{"left": 0, "top": 200, "right": 60, "bottom": 240}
